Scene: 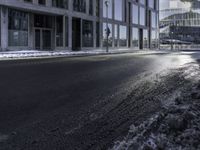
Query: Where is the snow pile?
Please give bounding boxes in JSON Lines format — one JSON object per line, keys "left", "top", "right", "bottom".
{"left": 110, "top": 63, "right": 200, "bottom": 150}
{"left": 111, "top": 98, "right": 200, "bottom": 150}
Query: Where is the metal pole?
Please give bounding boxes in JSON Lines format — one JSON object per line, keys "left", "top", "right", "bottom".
{"left": 105, "top": 1, "right": 109, "bottom": 53}
{"left": 171, "top": 23, "right": 173, "bottom": 51}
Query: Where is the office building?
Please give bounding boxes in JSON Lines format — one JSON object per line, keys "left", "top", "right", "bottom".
{"left": 0, "top": 0, "right": 159, "bottom": 51}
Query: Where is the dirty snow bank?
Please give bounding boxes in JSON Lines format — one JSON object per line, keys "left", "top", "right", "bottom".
{"left": 0, "top": 50, "right": 164, "bottom": 59}
{"left": 110, "top": 63, "right": 200, "bottom": 150}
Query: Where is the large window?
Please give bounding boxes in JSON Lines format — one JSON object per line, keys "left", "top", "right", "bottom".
{"left": 114, "top": 25, "right": 118, "bottom": 47}
{"left": 52, "top": 0, "right": 68, "bottom": 9}
{"left": 56, "top": 16, "right": 63, "bottom": 47}
{"left": 143, "top": 29, "right": 148, "bottom": 48}
{"left": 34, "top": 15, "right": 52, "bottom": 28}
{"left": 8, "top": 9, "right": 28, "bottom": 46}
{"left": 73, "top": 0, "right": 86, "bottom": 13}
{"left": 151, "top": 11, "right": 156, "bottom": 28}
{"left": 151, "top": 30, "right": 158, "bottom": 48}
{"left": 38, "top": 0, "right": 45, "bottom": 5}
{"left": 103, "top": 0, "right": 112, "bottom": 19}
{"left": 24, "top": 0, "right": 32, "bottom": 2}
{"left": 89, "top": 0, "right": 93, "bottom": 15}
{"left": 132, "top": 4, "right": 138, "bottom": 24}
{"left": 140, "top": 0, "right": 145, "bottom": 5}
{"left": 132, "top": 27, "right": 139, "bottom": 48}
{"left": 96, "top": 22, "right": 100, "bottom": 47}
{"left": 149, "top": 0, "right": 154, "bottom": 9}
{"left": 114, "top": 0, "right": 122, "bottom": 21}
{"left": 103, "top": 23, "right": 113, "bottom": 47}
{"left": 119, "top": 25, "right": 127, "bottom": 47}
{"left": 140, "top": 7, "right": 145, "bottom": 26}
{"left": 96, "top": 0, "right": 100, "bottom": 17}
{"left": 82, "top": 20, "right": 93, "bottom": 47}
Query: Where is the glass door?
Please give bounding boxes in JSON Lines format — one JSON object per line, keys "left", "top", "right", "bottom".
{"left": 42, "top": 30, "right": 51, "bottom": 50}
{"left": 35, "top": 29, "right": 52, "bottom": 50}
{"left": 35, "top": 29, "right": 41, "bottom": 50}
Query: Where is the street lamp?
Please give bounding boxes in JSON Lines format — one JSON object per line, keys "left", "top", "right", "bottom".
{"left": 105, "top": 0, "right": 110, "bottom": 53}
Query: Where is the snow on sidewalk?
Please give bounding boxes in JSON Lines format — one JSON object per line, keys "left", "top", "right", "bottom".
{"left": 0, "top": 49, "right": 162, "bottom": 60}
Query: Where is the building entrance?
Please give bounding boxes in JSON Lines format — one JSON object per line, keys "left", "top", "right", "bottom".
{"left": 34, "top": 14, "right": 53, "bottom": 50}
{"left": 72, "top": 17, "right": 81, "bottom": 51}
{"left": 35, "top": 29, "right": 52, "bottom": 50}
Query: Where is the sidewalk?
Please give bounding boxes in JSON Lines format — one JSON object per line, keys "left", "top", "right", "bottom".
{"left": 0, "top": 49, "right": 167, "bottom": 60}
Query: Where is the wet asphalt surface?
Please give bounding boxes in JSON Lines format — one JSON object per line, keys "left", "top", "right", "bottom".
{"left": 0, "top": 52, "right": 199, "bottom": 150}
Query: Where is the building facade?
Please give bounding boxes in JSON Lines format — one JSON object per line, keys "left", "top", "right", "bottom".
{"left": 0, "top": 0, "right": 159, "bottom": 51}
{"left": 160, "top": 0, "right": 200, "bottom": 48}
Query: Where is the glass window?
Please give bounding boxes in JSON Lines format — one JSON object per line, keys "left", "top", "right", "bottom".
{"left": 8, "top": 9, "right": 28, "bottom": 46}
{"left": 132, "top": 4, "right": 139, "bottom": 24}
{"left": 114, "top": 0, "right": 122, "bottom": 21}
{"left": 52, "top": 0, "right": 68, "bottom": 9}
{"left": 151, "top": 30, "right": 158, "bottom": 48}
{"left": 143, "top": 29, "right": 148, "bottom": 48}
{"left": 140, "top": 7, "right": 145, "bottom": 26}
{"left": 140, "top": 0, "right": 145, "bottom": 5}
{"left": 132, "top": 27, "right": 139, "bottom": 48}
{"left": 34, "top": 15, "right": 52, "bottom": 28}
{"left": 82, "top": 20, "right": 93, "bottom": 47}
{"left": 151, "top": 11, "right": 156, "bottom": 28}
{"left": 73, "top": 0, "right": 86, "bottom": 13}
{"left": 96, "top": 22, "right": 100, "bottom": 47}
{"left": 38, "top": 0, "right": 45, "bottom": 5}
{"left": 103, "top": 23, "right": 113, "bottom": 47}
{"left": 56, "top": 16, "right": 63, "bottom": 47}
{"left": 103, "top": 0, "right": 112, "bottom": 19}
{"left": 89, "top": 0, "right": 93, "bottom": 15}
{"left": 119, "top": 26, "right": 127, "bottom": 47}
{"left": 149, "top": 0, "right": 154, "bottom": 9}
{"left": 24, "top": 0, "right": 32, "bottom": 2}
{"left": 96, "top": 0, "right": 100, "bottom": 17}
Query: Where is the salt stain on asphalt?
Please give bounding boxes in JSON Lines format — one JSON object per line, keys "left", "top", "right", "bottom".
{"left": 0, "top": 133, "right": 8, "bottom": 142}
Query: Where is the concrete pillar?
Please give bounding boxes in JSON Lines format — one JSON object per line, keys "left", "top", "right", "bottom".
{"left": 52, "top": 16, "right": 56, "bottom": 50}
{"left": 68, "top": 16, "right": 72, "bottom": 50}
{"left": 1, "top": 7, "right": 8, "bottom": 51}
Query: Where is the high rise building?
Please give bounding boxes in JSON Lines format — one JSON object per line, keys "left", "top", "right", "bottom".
{"left": 0, "top": 0, "right": 159, "bottom": 51}
{"left": 160, "top": 0, "right": 200, "bottom": 48}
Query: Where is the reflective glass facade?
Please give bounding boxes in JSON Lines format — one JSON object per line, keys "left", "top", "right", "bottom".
{"left": 82, "top": 20, "right": 93, "bottom": 47}
{"left": 102, "top": 0, "right": 159, "bottom": 49}
{"left": 160, "top": 0, "right": 200, "bottom": 49}
{"left": 0, "top": 0, "right": 159, "bottom": 51}
{"left": 8, "top": 9, "right": 28, "bottom": 46}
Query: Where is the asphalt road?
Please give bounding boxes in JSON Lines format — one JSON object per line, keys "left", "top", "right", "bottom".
{"left": 0, "top": 52, "right": 199, "bottom": 150}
